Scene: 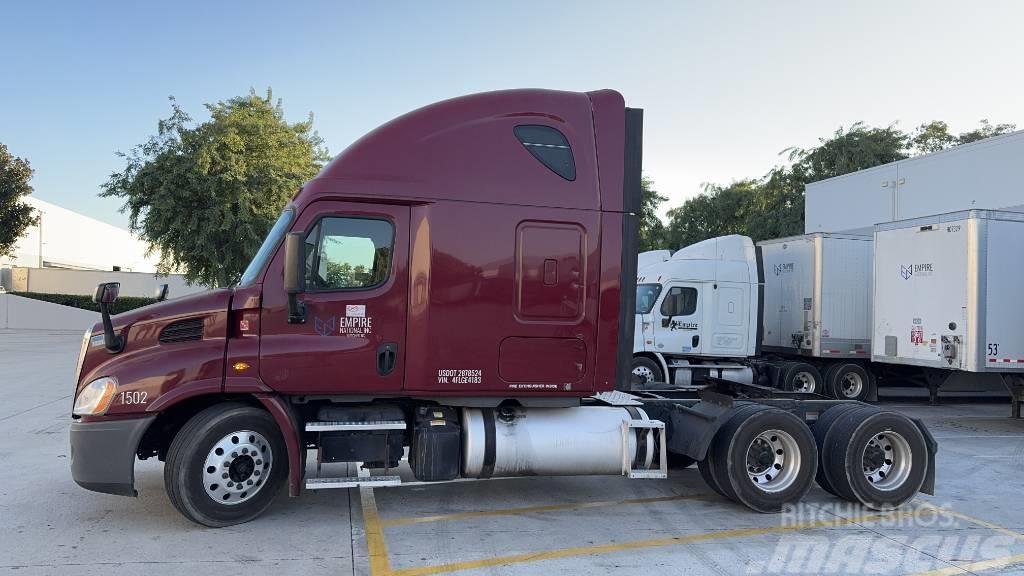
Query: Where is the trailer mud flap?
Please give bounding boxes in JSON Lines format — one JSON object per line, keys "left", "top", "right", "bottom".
{"left": 913, "top": 416, "right": 938, "bottom": 496}
{"left": 643, "top": 392, "right": 736, "bottom": 461}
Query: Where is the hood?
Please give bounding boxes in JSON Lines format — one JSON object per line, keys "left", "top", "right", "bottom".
{"left": 98, "top": 288, "right": 233, "bottom": 333}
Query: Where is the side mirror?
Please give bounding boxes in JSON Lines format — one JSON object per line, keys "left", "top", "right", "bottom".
{"left": 154, "top": 283, "right": 169, "bottom": 302}
{"left": 92, "top": 282, "right": 124, "bottom": 353}
{"left": 283, "top": 232, "right": 306, "bottom": 324}
{"left": 93, "top": 282, "right": 120, "bottom": 305}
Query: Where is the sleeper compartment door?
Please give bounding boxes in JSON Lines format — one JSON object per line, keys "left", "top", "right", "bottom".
{"left": 259, "top": 201, "right": 410, "bottom": 394}
{"left": 497, "top": 221, "right": 590, "bottom": 391}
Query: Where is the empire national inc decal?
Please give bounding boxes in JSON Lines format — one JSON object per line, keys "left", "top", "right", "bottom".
{"left": 900, "top": 262, "right": 933, "bottom": 280}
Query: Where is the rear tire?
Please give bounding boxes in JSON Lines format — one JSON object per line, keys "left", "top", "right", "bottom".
{"left": 827, "top": 363, "right": 872, "bottom": 401}
{"left": 165, "top": 403, "right": 287, "bottom": 527}
{"left": 781, "top": 362, "right": 823, "bottom": 394}
{"left": 698, "top": 403, "right": 764, "bottom": 498}
{"left": 811, "top": 402, "right": 863, "bottom": 496}
{"left": 823, "top": 408, "right": 928, "bottom": 510}
{"left": 708, "top": 405, "right": 817, "bottom": 512}
{"left": 631, "top": 356, "right": 664, "bottom": 386}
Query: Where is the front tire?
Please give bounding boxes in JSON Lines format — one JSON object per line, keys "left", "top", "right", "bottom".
{"left": 631, "top": 356, "right": 664, "bottom": 386}
{"left": 165, "top": 403, "right": 287, "bottom": 527}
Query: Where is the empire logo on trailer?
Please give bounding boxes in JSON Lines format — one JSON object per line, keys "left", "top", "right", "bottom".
{"left": 900, "top": 263, "right": 934, "bottom": 280}
{"left": 774, "top": 263, "right": 794, "bottom": 276}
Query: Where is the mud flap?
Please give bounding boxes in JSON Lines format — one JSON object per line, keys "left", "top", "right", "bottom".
{"left": 912, "top": 417, "right": 938, "bottom": 495}
{"left": 642, "top": 392, "right": 737, "bottom": 461}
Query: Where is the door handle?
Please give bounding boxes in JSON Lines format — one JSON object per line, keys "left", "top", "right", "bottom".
{"left": 377, "top": 343, "right": 398, "bottom": 376}
{"left": 692, "top": 335, "right": 700, "bottom": 348}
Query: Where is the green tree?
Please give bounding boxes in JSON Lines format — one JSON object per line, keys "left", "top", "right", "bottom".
{"left": 912, "top": 119, "right": 1016, "bottom": 155}
{"left": 638, "top": 175, "right": 667, "bottom": 251}
{"left": 664, "top": 180, "right": 758, "bottom": 249}
{"left": 0, "top": 143, "right": 38, "bottom": 258}
{"left": 102, "top": 89, "right": 330, "bottom": 286}
{"left": 911, "top": 121, "right": 958, "bottom": 154}
{"left": 955, "top": 119, "right": 1016, "bottom": 145}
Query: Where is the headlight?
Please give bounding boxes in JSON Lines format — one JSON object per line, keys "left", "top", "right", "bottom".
{"left": 73, "top": 377, "right": 118, "bottom": 416}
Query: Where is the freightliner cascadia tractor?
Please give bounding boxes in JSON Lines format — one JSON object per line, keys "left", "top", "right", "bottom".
{"left": 70, "top": 89, "right": 937, "bottom": 527}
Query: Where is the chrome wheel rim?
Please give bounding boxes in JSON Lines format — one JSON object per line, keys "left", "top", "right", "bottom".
{"left": 632, "top": 365, "right": 656, "bottom": 384}
{"left": 862, "top": 431, "right": 911, "bottom": 491}
{"left": 840, "top": 372, "right": 864, "bottom": 398}
{"left": 793, "top": 371, "right": 816, "bottom": 393}
{"left": 745, "top": 429, "right": 802, "bottom": 493}
{"left": 203, "top": 430, "right": 272, "bottom": 505}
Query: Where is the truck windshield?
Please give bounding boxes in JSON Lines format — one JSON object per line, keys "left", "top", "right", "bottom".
{"left": 238, "top": 207, "right": 295, "bottom": 287}
{"left": 636, "top": 283, "right": 662, "bottom": 314}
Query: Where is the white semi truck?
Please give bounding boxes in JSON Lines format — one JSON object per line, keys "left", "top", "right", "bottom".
{"left": 633, "top": 234, "right": 877, "bottom": 400}
{"left": 633, "top": 209, "right": 1024, "bottom": 416}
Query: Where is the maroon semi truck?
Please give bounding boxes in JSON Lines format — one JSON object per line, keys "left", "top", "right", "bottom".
{"left": 70, "top": 89, "right": 936, "bottom": 527}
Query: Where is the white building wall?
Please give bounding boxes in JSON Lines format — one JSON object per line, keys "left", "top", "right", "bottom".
{"left": 0, "top": 197, "right": 163, "bottom": 272}
{"left": 806, "top": 130, "right": 1024, "bottom": 234}
{"left": 8, "top": 267, "right": 204, "bottom": 299}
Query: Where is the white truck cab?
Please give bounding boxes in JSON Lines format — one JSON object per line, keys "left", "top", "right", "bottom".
{"left": 633, "top": 236, "right": 761, "bottom": 387}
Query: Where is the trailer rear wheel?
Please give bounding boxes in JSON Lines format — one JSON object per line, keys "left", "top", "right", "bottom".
{"left": 708, "top": 406, "right": 817, "bottom": 513}
{"left": 827, "top": 363, "right": 872, "bottom": 401}
{"left": 631, "top": 357, "right": 664, "bottom": 386}
{"left": 782, "top": 362, "right": 823, "bottom": 394}
{"left": 811, "top": 402, "right": 863, "bottom": 496}
{"left": 823, "top": 408, "right": 928, "bottom": 510}
{"left": 164, "top": 403, "right": 287, "bottom": 527}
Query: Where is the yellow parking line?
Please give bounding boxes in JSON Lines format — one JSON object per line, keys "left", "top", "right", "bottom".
{"left": 360, "top": 487, "right": 392, "bottom": 576}
{"left": 905, "top": 553, "right": 1024, "bottom": 576}
{"left": 385, "top": 508, "right": 935, "bottom": 576}
{"left": 380, "top": 494, "right": 710, "bottom": 527}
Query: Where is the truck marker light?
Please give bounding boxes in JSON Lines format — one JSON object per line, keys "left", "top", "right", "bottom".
{"left": 233, "top": 362, "right": 250, "bottom": 372}
{"left": 73, "top": 377, "right": 118, "bottom": 416}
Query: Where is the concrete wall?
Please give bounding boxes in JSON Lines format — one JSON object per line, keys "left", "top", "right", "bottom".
{"left": 0, "top": 294, "right": 100, "bottom": 332}
{"left": 5, "top": 267, "right": 205, "bottom": 299}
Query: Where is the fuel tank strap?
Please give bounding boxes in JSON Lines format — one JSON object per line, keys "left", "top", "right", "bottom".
{"left": 480, "top": 409, "right": 496, "bottom": 479}
{"left": 624, "top": 406, "right": 646, "bottom": 469}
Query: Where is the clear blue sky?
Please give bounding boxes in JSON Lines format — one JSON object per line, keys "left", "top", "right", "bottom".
{"left": 3, "top": 0, "right": 1023, "bottom": 229}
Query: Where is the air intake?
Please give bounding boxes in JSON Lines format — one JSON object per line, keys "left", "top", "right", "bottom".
{"left": 159, "top": 318, "right": 205, "bottom": 343}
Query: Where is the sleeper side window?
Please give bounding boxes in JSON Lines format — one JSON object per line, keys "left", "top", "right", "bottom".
{"left": 660, "top": 286, "right": 698, "bottom": 317}
{"left": 514, "top": 125, "right": 576, "bottom": 181}
{"left": 304, "top": 217, "right": 394, "bottom": 291}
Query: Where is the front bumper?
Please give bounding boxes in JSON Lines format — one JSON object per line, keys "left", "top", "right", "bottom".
{"left": 70, "top": 415, "right": 156, "bottom": 497}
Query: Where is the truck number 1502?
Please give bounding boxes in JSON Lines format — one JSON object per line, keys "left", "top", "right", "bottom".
{"left": 119, "top": 391, "right": 149, "bottom": 405}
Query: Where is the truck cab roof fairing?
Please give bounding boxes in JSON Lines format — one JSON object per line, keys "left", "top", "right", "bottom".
{"left": 298, "top": 89, "right": 627, "bottom": 212}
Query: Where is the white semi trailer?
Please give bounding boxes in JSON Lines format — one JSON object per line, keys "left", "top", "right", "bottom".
{"left": 633, "top": 210, "right": 1024, "bottom": 416}
{"left": 633, "top": 234, "right": 878, "bottom": 401}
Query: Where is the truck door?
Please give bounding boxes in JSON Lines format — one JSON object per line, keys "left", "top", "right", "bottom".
{"left": 259, "top": 201, "right": 410, "bottom": 394}
{"left": 653, "top": 283, "right": 703, "bottom": 355}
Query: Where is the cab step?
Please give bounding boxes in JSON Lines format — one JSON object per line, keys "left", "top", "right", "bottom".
{"left": 305, "top": 475, "right": 402, "bottom": 490}
{"left": 305, "top": 420, "right": 406, "bottom": 432}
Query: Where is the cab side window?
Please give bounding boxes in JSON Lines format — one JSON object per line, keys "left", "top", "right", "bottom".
{"left": 304, "top": 217, "right": 394, "bottom": 290}
{"left": 660, "top": 286, "right": 698, "bottom": 316}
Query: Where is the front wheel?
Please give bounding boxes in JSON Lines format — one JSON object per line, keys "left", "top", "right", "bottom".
{"left": 164, "top": 403, "right": 287, "bottom": 527}
{"left": 631, "top": 356, "right": 664, "bottom": 386}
